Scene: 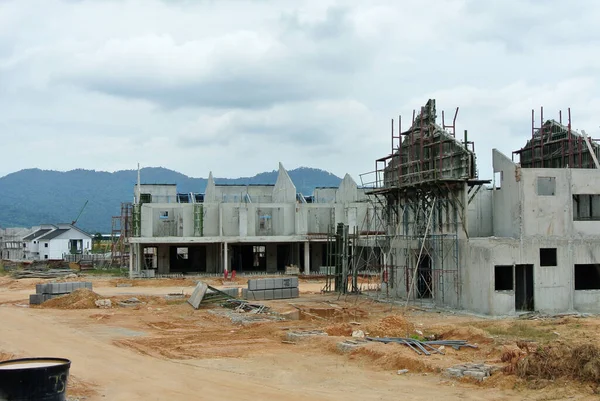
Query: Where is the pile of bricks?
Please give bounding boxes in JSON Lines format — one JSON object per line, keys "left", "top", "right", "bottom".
{"left": 242, "top": 277, "right": 299, "bottom": 300}
{"left": 29, "top": 282, "right": 93, "bottom": 305}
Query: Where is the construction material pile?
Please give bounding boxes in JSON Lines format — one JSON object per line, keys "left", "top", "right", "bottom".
{"left": 30, "top": 282, "right": 93, "bottom": 305}
{"left": 14, "top": 269, "right": 76, "bottom": 279}
{"left": 366, "top": 337, "right": 477, "bottom": 356}
{"left": 188, "top": 282, "right": 240, "bottom": 309}
{"left": 243, "top": 277, "right": 299, "bottom": 300}
{"left": 40, "top": 288, "right": 101, "bottom": 309}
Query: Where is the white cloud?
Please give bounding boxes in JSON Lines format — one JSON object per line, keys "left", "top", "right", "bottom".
{"left": 1, "top": 0, "right": 600, "bottom": 182}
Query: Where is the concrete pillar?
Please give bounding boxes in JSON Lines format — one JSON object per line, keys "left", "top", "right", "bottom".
{"left": 136, "top": 243, "right": 143, "bottom": 274}
{"left": 129, "top": 243, "right": 135, "bottom": 278}
{"left": 304, "top": 242, "right": 310, "bottom": 275}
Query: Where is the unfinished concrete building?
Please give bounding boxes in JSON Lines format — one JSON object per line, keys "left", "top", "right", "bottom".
{"left": 128, "top": 163, "right": 381, "bottom": 277}
{"left": 0, "top": 227, "right": 34, "bottom": 260}
{"left": 367, "top": 100, "right": 600, "bottom": 315}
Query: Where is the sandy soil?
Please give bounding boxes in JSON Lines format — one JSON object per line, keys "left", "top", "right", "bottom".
{"left": 0, "top": 275, "right": 599, "bottom": 400}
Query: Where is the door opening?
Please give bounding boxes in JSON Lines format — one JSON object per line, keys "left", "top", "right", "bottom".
{"left": 417, "top": 254, "right": 433, "bottom": 299}
{"left": 515, "top": 264, "right": 534, "bottom": 311}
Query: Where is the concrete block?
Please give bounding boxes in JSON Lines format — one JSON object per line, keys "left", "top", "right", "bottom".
{"left": 281, "top": 278, "right": 292, "bottom": 288}
{"left": 66, "top": 283, "right": 74, "bottom": 292}
{"left": 36, "top": 284, "right": 48, "bottom": 294}
{"left": 290, "top": 276, "right": 299, "bottom": 288}
{"left": 58, "top": 283, "right": 68, "bottom": 294}
{"left": 263, "top": 278, "right": 273, "bottom": 290}
{"left": 256, "top": 280, "right": 266, "bottom": 290}
{"left": 242, "top": 288, "right": 248, "bottom": 299}
{"left": 85, "top": 282, "right": 93, "bottom": 289}
{"left": 272, "top": 277, "right": 282, "bottom": 288}
{"left": 187, "top": 282, "right": 208, "bottom": 309}
{"left": 463, "top": 370, "right": 486, "bottom": 380}
{"left": 273, "top": 289, "right": 284, "bottom": 299}
{"left": 29, "top": 294, "right": 44, "bottom": 305}
{"left": 282, "top": 288, "right": 292, "bottom": 299}
{"left": 248, "top": 279, "right": 258, "bottom": 291}
{"left": 251, "top": 290, "right": 265, "bottom": 301}
{"left": 263, "top": 289, "right": 274, "bottom": 300}
{"left": 291, "top": 288, "right": 299, "bottom": 298}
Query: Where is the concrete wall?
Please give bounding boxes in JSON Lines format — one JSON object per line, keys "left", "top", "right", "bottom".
{"left": 136, "top": 184, "right": 177, "bottom": 204}
{"left": 468, "top": 189, "right": 493, "bottom": 237}
{"left": 336, "top": 174, "right": 359, "bottom": 203}
{"left": 492, "top": 149, "right": 521, "bottom": 238}
{"left": 462, "top": 237, "right": 600, "bottom": 315}
{"left": 273, "top": 163, "right": 297, "bottom": 203}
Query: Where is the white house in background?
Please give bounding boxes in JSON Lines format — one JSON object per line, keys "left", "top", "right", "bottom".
{"left": 25, "top": 224, "right": 92, "bottom": 261}
{"left": 22, "top": 224, "right": 57, "bottom": 260}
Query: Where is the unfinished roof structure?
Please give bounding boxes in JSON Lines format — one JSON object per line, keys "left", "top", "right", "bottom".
{"left": 513, "top": 108, "right": 600, "bottom": 169}
{"left": 383, "top": 99, "right": 478, "bottom": 188}
{"left": 360, "top": 99, "right": 489, "bottom": 307}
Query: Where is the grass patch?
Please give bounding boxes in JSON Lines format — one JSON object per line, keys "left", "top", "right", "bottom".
{"left": 479, "top": 322, "right": 554, "bottom": 341}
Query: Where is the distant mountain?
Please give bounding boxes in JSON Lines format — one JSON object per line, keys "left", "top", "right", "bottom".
{"left": 0, "top": 167, "right": 341, "bottom": 233}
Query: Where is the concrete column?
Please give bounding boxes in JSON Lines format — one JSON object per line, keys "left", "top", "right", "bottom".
{"left": 304, "top": 242, "right": 310, "bottom": 275}
{"left": 223, "top": 242, "right": 228, "bottom": 273}
{"left": 136, "top": 243, "right": 143, "bottom": 274}
{"left": 129, "top": 243, "right": 135, "bottom": 278}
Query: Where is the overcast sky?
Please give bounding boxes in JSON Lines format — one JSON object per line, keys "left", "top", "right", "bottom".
{"left": 2, "top": 0, "right": 600, "bottom": 183}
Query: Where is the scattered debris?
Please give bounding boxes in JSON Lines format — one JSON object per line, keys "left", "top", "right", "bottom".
{"left": 118, "top": 298, "right": 142, "bottom": 308}
{"left": 352, "top": 330, "right": 365, "bottom": 338}
{"left": 337, "top": 338, "right": 368, "bottom": 352}
{"left": 187, "top": 281, "right": 236, "bottom": 309}
{"left": 223, "top": 299, "right": 268, "bottom": 314}
{"left": 95, "top": 299, "right": 112, "bottom": 309}
{"left": 445, "top": 363, "right": 499, "bottom": 380}
{"left": 366, "top": 337, "right": 477, "bottom": 356}
{"left": 397, "top": 369, "right": 409, "bottom": 375}
{"left": 286, "top": 330, "right": 328, "bottom": 342}
{"left": 165, "top": 292, "right": 185, "bottom": 301}
{"left": 13, "top": 269, "right": 77, "bottom": 279}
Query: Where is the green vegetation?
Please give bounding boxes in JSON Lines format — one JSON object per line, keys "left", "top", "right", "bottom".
{"left": 482, "top": 322, "right": 554, "bottom": 341}
{"left": 0, "top": 262, "right": 5, "bottom": 276}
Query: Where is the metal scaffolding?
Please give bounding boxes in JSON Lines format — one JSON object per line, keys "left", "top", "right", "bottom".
{"left": 110, "top": 202, "right": 132, "bottom": 268}
{"left": 361, "top": 99, "right": 489, "bottom": 306}
{"left": 512, "top": 107, "right": 600, "bottom": 168}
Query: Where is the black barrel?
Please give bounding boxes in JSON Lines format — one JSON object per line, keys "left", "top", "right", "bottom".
{"left": 0, "top": 358, "right": 71, "bottom": 401}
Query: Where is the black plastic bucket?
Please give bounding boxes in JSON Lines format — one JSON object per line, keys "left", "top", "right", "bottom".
{"left": 0, "top": 358, "right": 71, "bottom": 401}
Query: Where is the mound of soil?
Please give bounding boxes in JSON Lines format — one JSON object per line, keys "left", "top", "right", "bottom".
{"left": 365, "top": 315, "right": 415, "bottom": 338}
{"left": 438, "top": 326, "right": 493, "bottom": 344}
{"left": 325, "top": 323, "right": 353, "bottom": 336}
{"left": 41, "top": 289, "right": 102, "bottom": 309}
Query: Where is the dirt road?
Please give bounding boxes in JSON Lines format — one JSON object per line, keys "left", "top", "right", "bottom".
{"left": 0, "top": 306, "right": 527, "bottom": 401}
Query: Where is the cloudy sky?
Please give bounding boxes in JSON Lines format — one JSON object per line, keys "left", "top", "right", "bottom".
{"left": 2, "top": 0, "right": 600, "bottom": 183}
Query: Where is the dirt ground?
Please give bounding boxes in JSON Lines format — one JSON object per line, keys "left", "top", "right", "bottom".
{"left": 1, "top": 274, "right": 600, "bottom": 400}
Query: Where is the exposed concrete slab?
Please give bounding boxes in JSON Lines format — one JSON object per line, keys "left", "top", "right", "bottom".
{"left": 187, "top": 282, "right": 208, "bottom": 309}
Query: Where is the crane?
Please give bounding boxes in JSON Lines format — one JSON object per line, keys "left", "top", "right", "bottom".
{"left": 72, "top": 200, "right": 89, "bottom": 226}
